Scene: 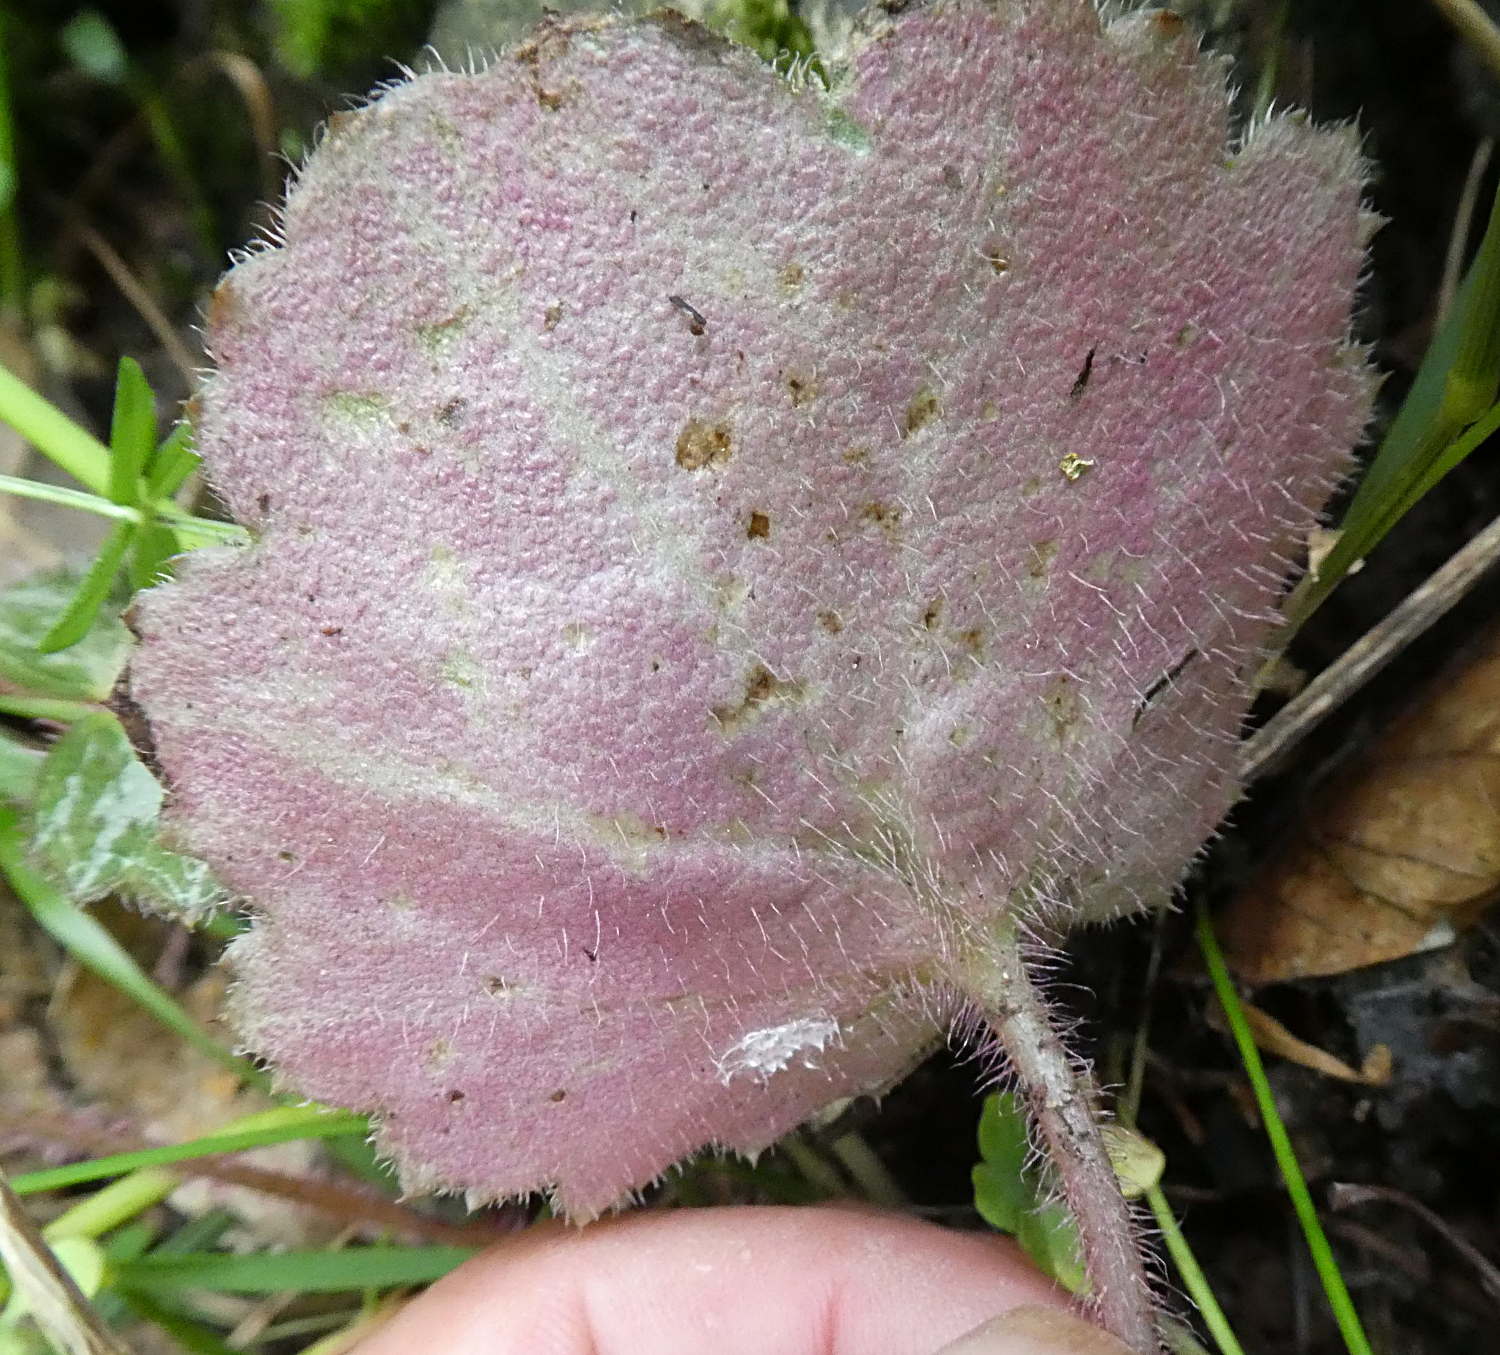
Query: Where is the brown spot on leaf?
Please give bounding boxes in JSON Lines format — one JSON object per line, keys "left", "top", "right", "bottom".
{"left": 958, "top": 628, "right": 984, "bottom": 657}
{"left": 860, "top": 501, "right": 902, "bottom": 535}
{"left": 818, "top": 610, "right": 843, "bottom": 634}
{"left": 549, "top": 1089, "right": 567, "bottom": 1103}
{"left": 940, "top": 163, "right": 963, "bottom": 191}
{"left": 786, "top": 372, "right": 815, "bottom": 407}
{"left": 207, "top": 279, "right": 237, "bottom": 332}
{"left": 923, "top": 599, "right": 942, "bottom": 629}
{"left": 712, "top": 663, "right": 804, "bottom": 732}
{"left": 446, "top": 1089, "right": 466, "bottom": 1103}
{"left": 843, "top": 446, "right": 869, "bottom": 465}
{"left": 437, "top": 397, "right": 469, "bottom": 427}
{"left": 903, "top": 387, "right": 939, "bottom": 437}
{"left": 1043, "top": 675, "right": 1082, "bottom": 741}
{"left": 780, "top": 261, "right": 805, "bottom": 289}
{"left": 512, "top": 24, "right": 574, "bottom": 108}
{"left": 543, "top": 303, "right": 564, "bottom": 330}
{"left": 1027, "top": 539, "right": 1058, "bottom": 578}
{"left": 676, "top": 419, "right": 733, "bottom": 469}
{"left": 416, "top": 308, "right": 470, "bottom": 349}
{"left": 747, "top": 511, "right": 770, "bottom": 539}
{"left": 982, "top": 242, "right": 1011, "bottom": 274}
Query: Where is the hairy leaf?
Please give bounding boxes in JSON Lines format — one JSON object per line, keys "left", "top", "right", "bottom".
{"left": 28, "top": 713, "right": 226, "bottom": 916}
{"left": 127, "top": 1, "right": 1373, "bottom": 1215}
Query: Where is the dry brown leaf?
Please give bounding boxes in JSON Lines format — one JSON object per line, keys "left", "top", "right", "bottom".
{"left": 0, "top": 894, "right": 331, "bottom": 1247}
{"left": 1236, "top": 1001, "right": 1392, "bottom": 1085}
{"left": 42, "top": 904, "right": 331, "bottom": 1249}
{"left": 1221, "top": 621, "right": 1500, "bottom": 982}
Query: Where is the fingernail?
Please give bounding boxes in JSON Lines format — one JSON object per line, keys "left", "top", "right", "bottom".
{"left": 932, "top": 1304, "right": 1142, "bottom": 1355}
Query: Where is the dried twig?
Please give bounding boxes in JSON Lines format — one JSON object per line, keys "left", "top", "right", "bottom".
{"left": 1331, "top": 1181, "right": 1500, "bottom": 1306}
{"left": 64, "top": 217, "right": 200, "bottom": 387}
{"left": 1242, "top": 510, "right": 1500, "bottom": 779}
{"left": 0, "top": 1169, "right": 130, "bottom": 1355}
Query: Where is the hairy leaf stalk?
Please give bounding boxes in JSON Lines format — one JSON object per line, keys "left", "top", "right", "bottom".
{"left": 961, "top": 926, "right": 1158, "bottom": 1353}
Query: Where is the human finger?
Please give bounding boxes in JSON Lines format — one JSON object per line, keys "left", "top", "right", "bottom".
{"left": 350, "top": 1204, "right": 1074, "bottom": 1355}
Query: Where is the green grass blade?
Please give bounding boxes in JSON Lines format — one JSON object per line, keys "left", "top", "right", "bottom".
{"left": 9, "top": 1109, "right": 369, "bottom": 1196}
{"left": 44, "top": 1170, "right": 177, "bottom": 1241}
{"left": 115, "top": 1246, "right": 476, "bottom": 1295}
{"left": 0, "top": 360, "right": 114, "bottom": 493}
{"left": 120, "top": 1292, "right": 242, "bottom": 1355}
{"left": 0, "top": 365, "right": 241, "bottom": 551}
{"left": 0, "top": 472, "right": 138, "bottom": 522}
{"left": 142, "top": 1210, "right": 237, "bottom": 1258}
{"left": 1294, "top": 177, "right": 1500, "bottom": 623}
{"left": 1195, "top": 901, "right": 1374, "bottom": 1355}
{"left": 0, "top": 803, "right": 265, "bottom": 1088}
{"left": 1144, "top": 1184, "right": 1246, "bottom": 1355}
{"left": 107, "top": 357, "right": 155, "bottom": 506}
{"left": 37, "top": 519, "right": 138, "bottom": 653}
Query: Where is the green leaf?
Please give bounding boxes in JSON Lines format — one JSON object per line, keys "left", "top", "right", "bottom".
{"left": 0, "top": 361, "right": 114, "bottom": 496}
{"left": 1014, "top": 1200, "right": 1085, "bottom": 1296}
{"left": 27, "top": 713, "right": 226, "bottom": 916}
{"left": 977, "top": 1090, "right": 1029, "bottom": 1175}
{"left": 971, "top": 1162, "right": 1024, "bottom": 1234}
{"left": 0, "top": 735, "right": 40, "bottom": 803}
{"left": 0, "top": 569, "right": 131, "bottom": 701}
{"left": 972, "top": 1092, "right": 1032, "bottom": 1233}
{"left": 0, "top": 802, "right": 257, "bottom": 1085}
{"left": 971, "top": 1091, "right": 1086, "bottom": 1292}
{"left": 114, "top": 1246, "right": 476, "bottom": 1296}
{"left": 108, "top": 357, "right": 156, "bottom": 506}
{"left": 29, "top": 711, "right": 159, "bottom": 895}
{"left": 132, "top": 426, "right": 203, "bottom": 587}
{"left": 37, "top": 520, "right": 139, "bottom": 654}
{"left": 1292, "top": 177, "right": 1500, "bottom": 624}
{"left": 269, "top": 0, "right": 433, "bottom": 80}
{"left": 129, "top": 523, "right": 179, "bottom": 592}
{"left": 142, "top": 424, "right": 199, "bottom": 500}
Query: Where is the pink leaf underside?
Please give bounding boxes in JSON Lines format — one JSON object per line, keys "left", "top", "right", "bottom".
{"left": 127, "top": 0, "right": 1372, "bottom": 1214}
